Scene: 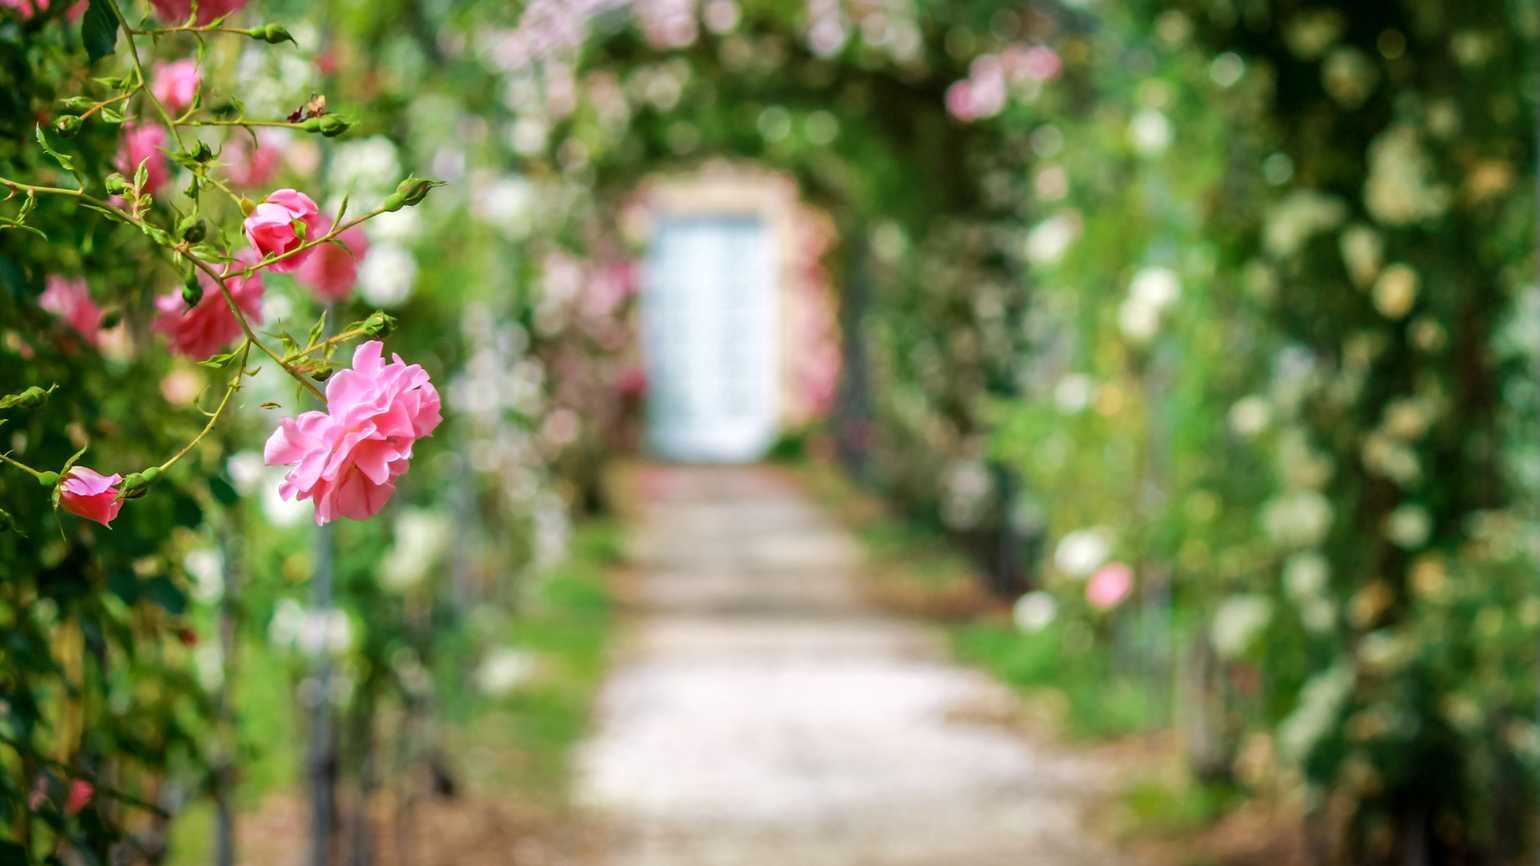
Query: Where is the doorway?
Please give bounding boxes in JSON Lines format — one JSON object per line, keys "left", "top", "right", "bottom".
{"left": 642, "top": 214, "right": 780, "bottom": 462}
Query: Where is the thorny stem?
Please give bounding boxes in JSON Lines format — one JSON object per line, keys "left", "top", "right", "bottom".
{"left": 156, "top": 339, "right": 253, "bottom": 473}
{"left": 0, "top": 174, "right": 370, "bottom": 401}
{"left": 77, "top": 90, "right": 134, "bottom": 122}
{"left": 106, "top": 0, "right": 187, "bottom": 151}
{"left": 130, "top": 24, "right": 258, "bottom": 38}
{"left": 0, "top": 451, "right": 45, "bottom": 480}
{"left": 178, "top": 118, "right": 314, "bottom": 130}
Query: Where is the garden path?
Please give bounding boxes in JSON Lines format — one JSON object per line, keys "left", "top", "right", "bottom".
{"left": 576, "top": 464, "right": 1128, "bottom": 865}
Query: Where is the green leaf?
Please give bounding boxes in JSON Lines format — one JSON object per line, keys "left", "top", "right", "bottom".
{"left": 82, "top": 0, "right": 119, "bottom": 63}
{"left": 34, "top": 125, "right": 77, "bottom": 174}
{"left": 208, "top": 475, "right": 239, "bottom": 506}
{"left": 0, "top": 384, "right": 56, "bottom": 411}
{"left": 306, "top": 310, "right": 327, "bottom": 348}
{"left": 197, "top": 349, "right": 240, "bottom": 370}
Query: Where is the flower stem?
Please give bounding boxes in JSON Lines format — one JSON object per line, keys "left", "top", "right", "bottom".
{"left": 0, "top": 451, "right": 45, "bottom": 481}
{"left": 157, "top": 340, "right": 253, "bottom": 473}
{"left": 105, "top": 0, "right": 187, "bottom": 151}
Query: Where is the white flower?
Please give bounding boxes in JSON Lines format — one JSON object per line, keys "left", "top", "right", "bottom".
{"left": 1283, "top": 552, "right": 1329, "bottom": 600}
{"left": 1279, "top": 665, "right": 1354, "bottom": 763}
{"left": 942, "top": 460, "right": 994, "bottom": 530}
{"left": 1339, "top": 224, "right": 1383, "bottom": 287}
{"left": 473, "top": 175, "right": 537, "bottom": 239}
{"left": 477, "top": 647, "right": 538, "bottom": 696}
{"left": 359, "top": 244, "right": 417, "bottom": 307}
{"left": 1386, "top": 504, "right": 1431, "bottom": 549}
{"left": 330, "top": 136, "right": 401, "bottom": 196}
{"left": 272, "top": 603, "right": 354, "bottom": 658}
{"left": 226, "top": 451, "right": 265, "bottom": 494}
{"left": 1118, "top": 296, "right": 1161, "bottom": 343}
{"left": 1054, "top": 527, "right": 1112, "bottom": 577}
{"left": 1264, "top": 190, "right": 1345, "bottom": 258}
{"left": 1211, "top": 595, "right": 1273, "bottom": 659}
{"left": 1364, "top": 125, "right": 1449, "bottom": 225}
{"left": 1025, "top": 212, "right": 1081, "bottom": 265}
{"left": 381, "top": 508, "right": 454, "bottom": 591}
{"left": 1321, "top": 47, "right": 1378, "bottom": 107}
{"left": 1262, "top": 491, "right": 1333, "bottom": 547}
{"left": 184, "top": 548, "right": 224, "bottom": 603}
{"left": 262, "top": 469, "right": 310, "bottom": 526}
{"left": 367, "top": 207, "right": 421, "bottom": 243}
{"left": 1130, "top": 266, "right": 1181, "bottom": 310}
{"left": 1228, "top": 396, "right": 1271, "bottom": 436}
{"left": 1284, "top": 9, "right": 1344, "bottom": 59}
{"left": 194, "top": 643, "right": 224, "bottom": 691}
{"left": 1129, "top": 109, "right": 1173, "bottom": 155}
{"left": 1054, "top": 374, "right": 1095, "bottom": 413}
{"left": 1372, "top": 263, "right": 1418, "bottom": 319}
{"left": 1013, "top": 592, "right": 1058, "bottom": 632}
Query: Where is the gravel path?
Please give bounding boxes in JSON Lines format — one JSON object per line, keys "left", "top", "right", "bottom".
{"left": 577, "top": 465, "right": 1128, "bottom": 866}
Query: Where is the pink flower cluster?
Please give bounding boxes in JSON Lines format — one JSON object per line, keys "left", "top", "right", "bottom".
{"left": 0, "top": 0, "right": 83, "bottom": 20}
{"left": 946, "top": 44, "right": 1061, "bottom": 123}
{"left": 153, "top": 254, "right": 264, "bottom": 359}
{"left": 40, "top": 277, "right": 102, "bottom": 346}
{"left": 264, "top": 341, "right": 442, "bottom": 525}
{"left": 293, "top": 219, "right": 369, "bottom": 302}
{"left": 151, "top": 59, "right": 201, "bottom": 113}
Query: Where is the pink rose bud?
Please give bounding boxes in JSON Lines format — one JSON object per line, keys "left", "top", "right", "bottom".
{"left": 149, "top": 0, "right": 245, "bottom": 24}
{"left": 1086, "top": 562, "right": 1134, "bottom": 611}
{"left": 116, "top": 123, "right": 170, "bottom": 195}
{"left": 264, "top": 341, "right": 442, "bottom": 525}
{"left": 59, "top": 467, "right": 124, "bottom": 527}
{"left": 64, "top": 779, "right": 93, "bottom": 816}
{"left": 243, "top": 189, "right": 324, "bottom": 273}
{"left": 39, "top": 276, "right": 102, "bottom": 346}
{"left": 293, "top": 219, "right": 369, "bottom": 303}
{"left": 151, "top": 59, "right": 201, "bottom": 113}
{"left": 153, "top": 254, "right": 264, "bottom": 359}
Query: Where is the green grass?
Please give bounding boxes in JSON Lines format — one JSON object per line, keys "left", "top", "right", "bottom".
{"left": 795, "top": 457, "right": 1163, "bottom": 740}
{"left": 459, "top": 521, "right": 621, "bottom": 799}
{"left": 793, "top": 459, "right": 980, "bottom": 596}
{"left": 1118, "top": 776, "right": 1245, "bottom": 836}
{"left": 168, "top": 519, "right": 623, "bottom": 863}
{"left": 952, "top": 621, "right": 1163, "bottom": 740}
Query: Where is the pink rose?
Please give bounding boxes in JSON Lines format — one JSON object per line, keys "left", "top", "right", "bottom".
{"left": 1022, "top": 45, "right": 1062, "bottom": 82}
{"left": 224, "top": 129, "right": 285, "bottom": 189}
{"left": 1086, "top": 562, "right": 1134, "bottom": 611}
{"left": 59, "top": 467, "right": 123, "bottom": 527}
{"left": 151, "top": 59, "right": 200, "bottom": 113}
{"left": 149, "top": 0, "right": 245, "bottom": 24}
{"left": 264, "top": 341, "right": 442, "bottom": 525}
{"left": 39, "top": 276, "right": 101, "bottom": 345}
{"left": 945, "top": 80, "right": 975, "bottom": 122}
{"left": 153, "top": 255, "right": 264, "bottom": 359}
{"left": 244, "top": 189, "right": 324, "bottom": 273}
{"left": 116, "top": 123, "right": 170, "bottom": 195}
{"left": 0, "top": 0, "right": 82, "bottom": 19}
{"left": 64, "top": 780, "right": 93, "bottom": 816}
{"left": 293, "top": 219, "right": 369, "bottom": 303}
